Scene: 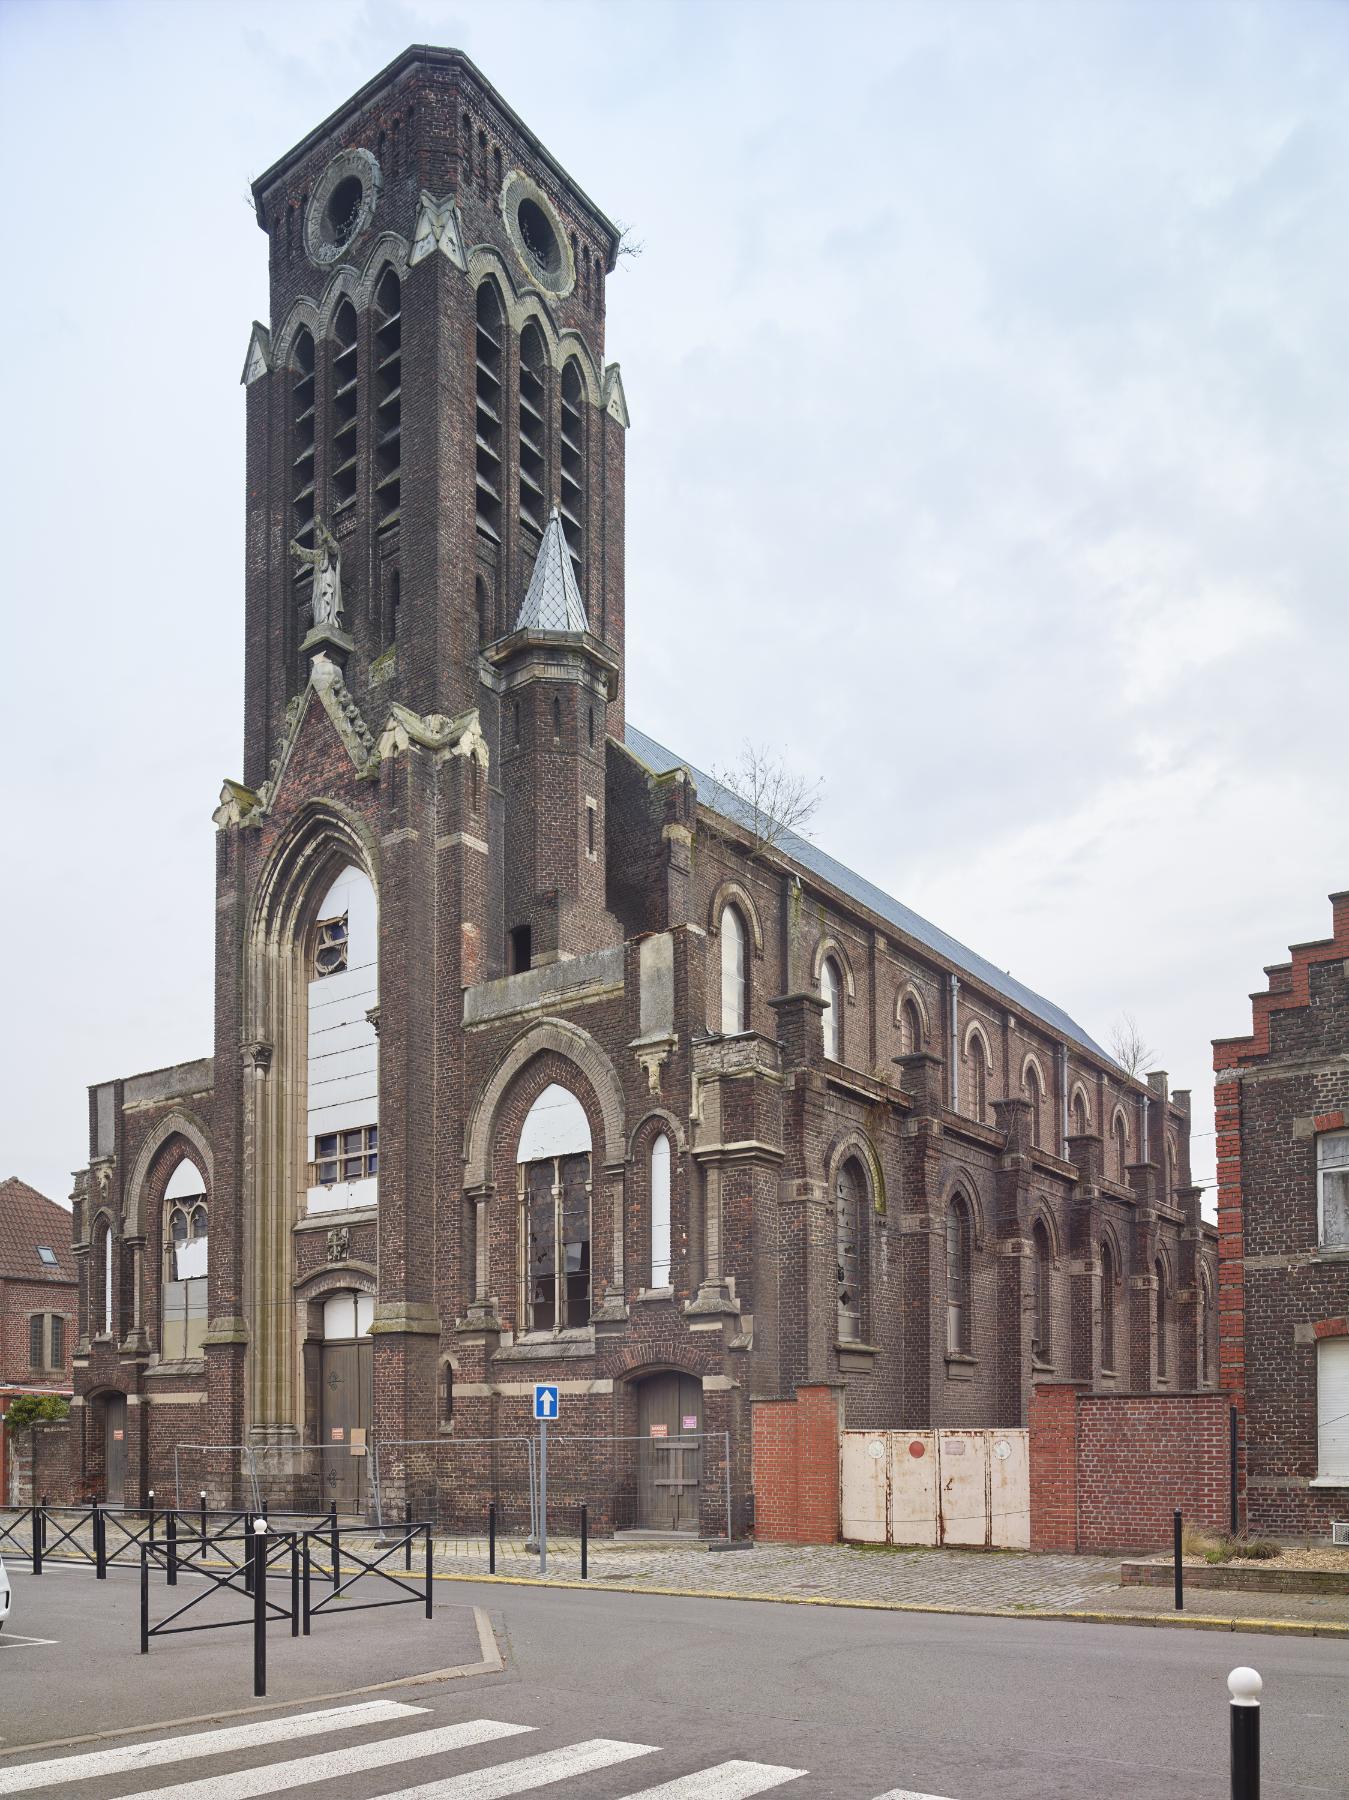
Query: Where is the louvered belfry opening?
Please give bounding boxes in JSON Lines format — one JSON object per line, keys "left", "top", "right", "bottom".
{"left": 559, "top": 360, "right": 585, "bottom": 587}
{"left": 518, "top": 322, "right": 547, "bottom": 537}
{"left": 291, "top": 329, "right": 316, "bottom": 558}
{"left": 330, "top": 300, "right": 359, "bottom": 516}
{"left": 374, "top": 267, "right": 402, "bottom": 529}
{"left": 474, "top": 281, "right": 504, "bottom": 541}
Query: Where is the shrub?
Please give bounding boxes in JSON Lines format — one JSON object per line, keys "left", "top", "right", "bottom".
{"left": 3, "top": 1394, "right": 71, "bottom": 1431}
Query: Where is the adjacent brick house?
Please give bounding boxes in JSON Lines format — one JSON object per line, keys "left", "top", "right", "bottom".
{"left": 69, "top": 46, "right": 1213, "bottom": 1528}
{"left": 1215, "top": 892, "right": 1349, "bottom": 1537}
{"left": 0, "top": 1177, "right": 77, "bottom": 1492}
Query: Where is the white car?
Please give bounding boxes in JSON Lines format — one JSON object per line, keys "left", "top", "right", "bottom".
{"left": 0, "top": 1552, "right": 9, "bottom": 1629}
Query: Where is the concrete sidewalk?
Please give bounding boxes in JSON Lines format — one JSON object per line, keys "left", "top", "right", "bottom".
{"left": 430, "top": 1534, "right": 1349, "bottom": 1634}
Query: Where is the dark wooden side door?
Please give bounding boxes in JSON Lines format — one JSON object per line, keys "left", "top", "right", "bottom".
{"left": 319, "top": 1339, "right": 372, "bottom": 1514}
{"left": 104, "top": 1393, "right": 127, "bottom": 1505}
{"left": 636, "top": 1373, "right": 703, "bottom": 1532}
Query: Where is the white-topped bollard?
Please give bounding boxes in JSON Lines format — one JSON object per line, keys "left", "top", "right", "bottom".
{"left": 1228, "top": 1666, "right": 1261, "bottom": 1800}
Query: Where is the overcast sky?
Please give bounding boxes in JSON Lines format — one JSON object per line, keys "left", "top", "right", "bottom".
{"left": 3, "top": 0, "right": 1347, "bottom": 1213}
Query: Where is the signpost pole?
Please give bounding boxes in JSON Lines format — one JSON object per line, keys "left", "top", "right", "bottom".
{"left": 539, "top": 1415, "right": 548, "bottom": 1577}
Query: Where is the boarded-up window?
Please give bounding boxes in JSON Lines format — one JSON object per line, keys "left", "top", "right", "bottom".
{"left": 946, "top": 1199, "right": 971, "bottom": 1355}
{"left": 836, "top": 1159, "right": 864, "bottom": 1342}
{"left": 720, "top": 906, "right": 747, "bottom": 1035}
{"left": 821, "top": 957, "right": 843, "bottom": 1061}
{"left": 1317, "top": 1337, "right": 1349, "bottom": 1481}
{"left": 650, "top": 1134, "right": 671, "bottom": 1287}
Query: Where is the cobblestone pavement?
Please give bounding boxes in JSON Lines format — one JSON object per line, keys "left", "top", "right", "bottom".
{"left": 429, "top": 1535, "right": 1349, "bottom": 1627}
{"left": 432, "top": 1535, "right": 1125, "bottom": 1612}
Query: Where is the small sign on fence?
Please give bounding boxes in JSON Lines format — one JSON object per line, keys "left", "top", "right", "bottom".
{"left": 649, "top": 1423, "right": 668, "bottom": 1438}
{"left": 682, "top": 1415, "right": 698, "bottom": 1430}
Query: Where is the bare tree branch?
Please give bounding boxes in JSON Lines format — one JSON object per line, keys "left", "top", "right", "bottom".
{"left": 705, "top": 741, "right": 823, "bottom": 859}
{"left": 1108, "top": 1010, "right": 1157, "bottom": 1078}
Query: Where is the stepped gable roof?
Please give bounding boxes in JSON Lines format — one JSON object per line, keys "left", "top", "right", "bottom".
{"left": 516, "top": 509, "right": 589, "bottom": 635}
{"left": 624, "top": 724, "right": 1111, "bottom": 1064}
{"left": 0, "top": 1177, "right": 76, "bottom": 1283}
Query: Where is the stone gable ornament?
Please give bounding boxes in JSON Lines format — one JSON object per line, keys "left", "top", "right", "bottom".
{"left": 291, "top": 516, "right": 344, "bottom": 630}
{"left": 326, "top": 1226, "right": 350, "bottom": 1264}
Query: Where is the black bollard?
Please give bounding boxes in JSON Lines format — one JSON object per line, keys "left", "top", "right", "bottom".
{"left": 581, "top": 1504, "right": 588, "bottom": 1580}
{"left": 405, "top": 1499, "right": 413, "bottom": 1573}
{"left": 148, "top": 1490, "right": 155, "bottom": 1545}
{"left": 139, "top": 1545, "right": 149, "bottom": 1654}
{"left": 424, "top": 1524, "right": 433, "bottom": 1619}
{"left": 94, "top": 1501, "right": 106, "bottom": 1580}
{"left": 252, "top": 1519, "right": 267, "bottom": 1698}
{"left": 31, "top": 1504, "right": 42, "bottom": 1576}
{"left": 330, "top": 1500, "right": 339, "bottom": 1592}
{"left": 1229, "top": 1667, "right": 1260, "bottom": 1800}
{"left": 488, "top": 1502, "right": 496, "bottom": 1575}
{"left": 1173, "top": 1508, "right": 1184, "bottom": 1612}
{"left": 302, "top": 1536, "right": 312, "bottom": 1636}
{"left": 200, "top": 1489, "right": 208, "bottom": 1555}
{"left": 166, "top": 1508, "right": 178, "bottom": 1586}
{"left": 290, "top": 1533, "right": 300, "bottom": 1638}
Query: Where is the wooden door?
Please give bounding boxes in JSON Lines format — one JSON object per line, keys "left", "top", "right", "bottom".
{"left": 636, "top": 1373, "right": 703, "bottom": 1532}
{"left": 104, "top": 1393, "right": 127, "bottom": 1506}
{"left": 320, "top": 1339, "right": 371, "bottom": 1515}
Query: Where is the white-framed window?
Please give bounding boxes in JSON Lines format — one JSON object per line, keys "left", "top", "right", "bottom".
{"left": 821, "top": 956, "right": 843, "bottom": 1062}
{"left": 1317, "top": 1337, "right": 1349, "bottom": 1484}
{"left": 650, "top": 1134, "right": 672, "bottom": 1288}
{"left": 720, "top": 905, "right": 747, "bottom": 1034}
{"left": 1317, "top": 1132, "right": 1349, "bottom": 1250}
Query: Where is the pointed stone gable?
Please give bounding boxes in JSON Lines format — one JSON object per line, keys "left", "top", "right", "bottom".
{"left": 515, "top": 508, "right": 589, "bottom": 634}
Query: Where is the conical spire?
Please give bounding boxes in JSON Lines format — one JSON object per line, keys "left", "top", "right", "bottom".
{"left": 515, "top": 507, "right": 588, "bottom": 635}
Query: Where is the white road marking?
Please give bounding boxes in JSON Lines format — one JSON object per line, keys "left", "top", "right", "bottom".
{"left": 0, "top": 1636, "right": 57, "bottom": 1653}
{"left": 620, "top": 1759, "right": 809, "bottom": 1797}
{"left": 870, "top": 1789, "right": 960, "bottom": 1799}
{"left": 375, "top": 1737, "right": 660, "bottom": 1798}
{"left": 0, "top": 1700, "right": 427, "bottom": 1795}
{"left": 116, "top": 1720, "right": 531, "bottom": 1800}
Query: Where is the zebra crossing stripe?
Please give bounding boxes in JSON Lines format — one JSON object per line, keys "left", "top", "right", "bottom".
{"left": 0, "top": 1701, "right": 427, "bottom": 1796}
{"left": 370, "top": 1736, "right": 660, "bottom": 1798}
{"left": 618, "top": 1758, "right": 809, "bottom": 1797}
{"left": 115, "top": 1720, "right": 532, "bottom": 1800}
{"left": 869, "top": 1790, "right": 959, "bottom": 1798}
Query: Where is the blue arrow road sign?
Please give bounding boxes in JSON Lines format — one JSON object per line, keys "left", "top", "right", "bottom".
{"left": 533, "top": 1384, "right": 559, "bottom": 1421}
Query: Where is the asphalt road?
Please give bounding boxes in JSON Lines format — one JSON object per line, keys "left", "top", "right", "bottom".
{"left": 1, "top": 1567, "right": 1345, "bottom": 1797}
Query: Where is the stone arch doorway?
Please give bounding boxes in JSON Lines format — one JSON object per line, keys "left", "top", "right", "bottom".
{"left": 633, "top": 1371, "right": 703, "bottom": 1533}
{"left": 317, "top": 1289, "right": 373, "bottom": 1515}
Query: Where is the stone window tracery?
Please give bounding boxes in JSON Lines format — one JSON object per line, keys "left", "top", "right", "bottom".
{"left": 161, "top": 1161, "right": 208, "bottom": 1362}
{"left": 518, "top": 1085, "right": 592, "bottom": 1333}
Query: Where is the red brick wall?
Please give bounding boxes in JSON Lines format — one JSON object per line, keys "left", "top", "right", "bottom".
{"left": 751, "top": 1384, "right": 842, "bottom": 1544}
{"left": 6, "top": 1420, "right": 77, "bottom": 1506}
{"left": 1030, "top": 1384, "right": 1230, "bottom": 1552}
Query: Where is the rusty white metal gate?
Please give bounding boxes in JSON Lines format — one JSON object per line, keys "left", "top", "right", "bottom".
{"left": 840, "top": 1429, "right": 1029, "bottom": 1548}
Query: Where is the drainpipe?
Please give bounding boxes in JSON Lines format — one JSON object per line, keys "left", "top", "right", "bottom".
{"left": 1058, "top": 1046, "right": 1068, "bottom": 1158}
{"left": 948, "top": 974, "right": 960, "bottom": 1111}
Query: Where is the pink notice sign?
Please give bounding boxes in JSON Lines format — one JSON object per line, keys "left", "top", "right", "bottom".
{"left": 330, "top": 1427, "right": 345, "bottom": 1441}
{"left": 682, "top": 1415, "right": 698, "bottom": 1430}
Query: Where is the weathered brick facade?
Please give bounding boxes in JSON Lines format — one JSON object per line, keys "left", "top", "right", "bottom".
{"left": 69, "top": 47, "right": 1212, "bottom": 1530}
{"left": 1214, "top": 892, "right": 1349, "bottom": 1537}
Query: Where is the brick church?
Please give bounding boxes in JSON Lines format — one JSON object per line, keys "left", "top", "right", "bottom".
{"left": 69, "top": 46, "right": 1214, "bottom": 1530}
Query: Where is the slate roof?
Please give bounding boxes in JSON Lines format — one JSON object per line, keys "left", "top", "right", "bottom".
{"left": 624, "top": 724, "right": 1112, "bottom": 1064}
{"left": 516, "top": 509, "right": 589, "bottom": 635}
{"left": 0, "top": 1178, "right": 76, "bottom": 1283}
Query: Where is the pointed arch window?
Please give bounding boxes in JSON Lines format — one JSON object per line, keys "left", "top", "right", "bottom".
{"left": 1070, "top": 1089, "right": 1089, "bottom": 1137}
{"left": 474, "top": 282, "right": 504, "bottom": 541}
{"left": 1155, "top": 1257, "right": 1170, "bottom": 1380}
{"left": 1113, "top": 1112, "right": 1129, "bottom": 1183}
{"left": 966, "top": 1034, "right": 988, "bottom": 1123}
{"left": 330, "top": 300, "right": 358, "bottom": 516}
{"left": 559, "top": 359, "right": 586, "bottom": 587}
{"left": 821, "top": 956, "right": 843, "bottom": 1062}
{"left": 1197, "top": 1267, "right": 1212, "bottom": 1386}
{"left": 1032, "top": 1220, "right": 1052, "bottom": 1362}
{"left": 291, "top": 329, "right": 316, "bottom": 561}
{"left": 162, "top": 1160, "right": 208, "bottom": 1361}
{"left": 899, "top": 997, "right": 923, "bottom": 1057}
{"left": 1100, "top": 1238, "right": 1116, "bottom": 1371}
{"left": 836, "top": 1159, "right": 864, "bottom": 1342}
{"left": 93, "top": 1216, "right": 114, "bottom": 1337}
{"left": 519, "top": 1084, "right": 592, "bottom": 1333}
{"left": 720, "top": 905, "right": 747, "bottom": 1035}
{"left": 650, "top": 1133, "right": 672, "bottom": 1288}
{"left": 374, "top": 267, "right": 401, "bottom": 528}
{"left": 518, "top": 322, "right": 547, "bottom": 536}
{"left": 1024, "top": 1061, "right": 1046, "bottom": 1149}
{"left": 946, "top": 1196, "right": 972, "bottom": 1355}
